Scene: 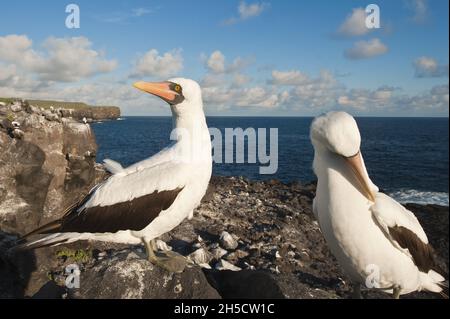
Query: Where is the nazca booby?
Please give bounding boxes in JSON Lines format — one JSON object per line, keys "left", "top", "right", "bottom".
{"left": 310, "top": 111, "right": 446, "bottom": 299}
{"left": 18, "top": 78, "right": 212, "bottom": 273}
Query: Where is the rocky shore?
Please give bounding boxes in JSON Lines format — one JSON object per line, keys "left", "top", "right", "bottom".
{"left": 0, "top": 99, "right": 121, "bottom": 123}
{"left": 0, "top": 106, "right": 448, "bottom": 299}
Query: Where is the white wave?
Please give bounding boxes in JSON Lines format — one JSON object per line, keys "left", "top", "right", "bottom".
{"left": 388, "top": 189, "right": 449, "bottom": 206}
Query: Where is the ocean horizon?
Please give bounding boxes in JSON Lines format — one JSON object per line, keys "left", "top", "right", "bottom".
{"left": 92, "top": 116, "right": 449, "bottom": 206}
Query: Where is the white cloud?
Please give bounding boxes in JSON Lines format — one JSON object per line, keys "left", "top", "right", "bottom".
{"left": 406, "top": 0, "right": 429, "bottom": 24}
{"left": 203, "top": 50, "right": 249, "bottom": 74}
{"left": 130, "top": 49, "right": 183, "bottom": 78}
{"left": 0, "top": 64, "right": 16, "bottom": 82}
{"left": 269, "top": 70, "right": 310, "bottom": 85}
{"left": 0, "top": 34, "right": 117, "bottom": 82}
{"left": 413, "top": 56, "right": 449, "bottom": 78}
{"left": 344, "top": 38, "right": 388, "bottom": 60}
{"left": 224, "top": 1, "right": 269, "bottom": 25}
{"left": 203, "top": 85, "right": 284, "bottom": 109}
{"left": 337, "top": 8, "right": 370, "bottom": 37}
{"left": 338, "top": 86, "right": 397, "bottom": 110}
{"left": 206, "top": 51, "right": 226, "bottom": 73}
{"left": 337, "top": 84, "right": 448, "bottom": 114}
{"left": 239, "top": 1, "right": 269, "bottom": 19}
{"left": 232, "top": 73, "right": 251, "bottom": 87}
{"left": 403, "top": 84, "right": 449, "bottom": 111}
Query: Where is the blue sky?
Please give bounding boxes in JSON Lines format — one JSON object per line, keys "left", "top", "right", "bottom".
{"left": 0, "top": 0, "right": 448, "bottom": 116}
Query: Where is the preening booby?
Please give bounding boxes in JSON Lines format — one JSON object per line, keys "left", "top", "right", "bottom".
{"left": 310, "top": 111, "right": 446, "bottom": 299}
{"left": 18, "top": 78, "right": 212, "bottom": 273}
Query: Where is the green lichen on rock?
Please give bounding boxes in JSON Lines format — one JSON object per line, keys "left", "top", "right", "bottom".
{"left": 56, "top": 248, "right": 92, "bottom": 263}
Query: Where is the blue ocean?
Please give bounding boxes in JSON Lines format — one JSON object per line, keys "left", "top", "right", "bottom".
{"left": 92, "top": 117, "right": 449, "bottom": 206}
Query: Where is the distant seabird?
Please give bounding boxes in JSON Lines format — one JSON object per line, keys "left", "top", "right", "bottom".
{"left": 18, "top": 78, "right": 212, "bottom": 273}
{"left": 310, "top": 111, "right": 446, "bottom": 298}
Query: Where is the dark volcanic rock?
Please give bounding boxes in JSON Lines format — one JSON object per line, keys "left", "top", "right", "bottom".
{"left": 0, "top": 101, "right": 99, "bottom": 234}
{"left": 76, "top": 249, "right": 220, "bottom": 299}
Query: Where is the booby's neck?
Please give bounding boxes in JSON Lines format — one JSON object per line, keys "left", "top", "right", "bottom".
{"left": 313, "top": 147, "right": 379, "bottom": 197}
{"left": 170, "top": 107, "right": 211, "bottom": 164}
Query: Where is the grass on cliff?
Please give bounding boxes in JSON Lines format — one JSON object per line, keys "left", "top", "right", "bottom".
{"left": 0, "top": 97, "right": 118, "bottom": 110}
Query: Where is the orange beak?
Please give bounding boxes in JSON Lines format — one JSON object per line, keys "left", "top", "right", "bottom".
{"left": 133, "top": 81, "right": 178, "bottom": 104}
{"left": 345, "top": 151, "right": 376, "bottom": 202}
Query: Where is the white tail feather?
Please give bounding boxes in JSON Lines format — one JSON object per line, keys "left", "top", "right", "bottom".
{"left": 103, "top": 159, "right": 124, "bottom": 174}
{"left": 419, "top": 270, "right": 446, "bottom": 293}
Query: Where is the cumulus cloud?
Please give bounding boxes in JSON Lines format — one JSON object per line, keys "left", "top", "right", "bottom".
{"left": 224, "top": 1, "right": 269, "bottom": 25}
{"left": 0, "top": 34, "right": 117, "bottom": 82}
{"left": 199, "top": 51, "right": 282, "bottom": 110}
{"left": 206, "top": 51, "right": 226, "bottom": 73}
{"left": 0, "top": 64, "right": 16, "bottom": 83}
{"left": 337, "top": 84, "right": 448, "bottom": 114}
{"left": 269, "top": 70, "right": 310, "bottom": 85}
{"left": 338, "top": 86, "right": 397, "bottom": 110}
{"left": 337, "top": 8, "right": 370, "bottom": 37}
{"left": 344, "top": 38, "right": 388, "bottom": 60}
{"left": 203, "top": 85, "right": 285, "bottom": 109}
{"left": 413, "top": 56, "right": 449, "bottom": 78}
{"left": 130, "top": 49, "right": 183, "bottom": 78}
{"left": 203, "top": 50, "right": 249, "bottom": 74}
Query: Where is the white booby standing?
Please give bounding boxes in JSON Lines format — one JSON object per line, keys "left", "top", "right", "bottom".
{"left": 310, "top": 111, "right": 446, "bottom": 298}
{"left": 18, "top": 78, "right": 212, "bottom": 273}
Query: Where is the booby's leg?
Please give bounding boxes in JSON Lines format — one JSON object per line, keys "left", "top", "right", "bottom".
{"left": 142, "top": 238, "right": 187, "bottom": 273}
{"left": 392, "top": 287, "right": 401, "bottom": 299}
{"left": 351, "top": 283, "right": 362, "bottom": 299}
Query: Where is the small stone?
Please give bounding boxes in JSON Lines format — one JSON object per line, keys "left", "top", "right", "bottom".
{"left": 12, "top": 129, "right": 24, "bottom": 139}
{"left": 10, "top": 102, "right": 22, "bottom": 112}
{"left": 155, "top": 239, "right": 172, "bottom": 251}
{"left": 243, "top": 262, "right": 255, "bottom": 270}
{"left": 188, "top": 248, "right": 213, "bottom": 265}
{"left": 210, "top": 242, "right": 219, "bottom": 249}
{"left": 220, "top": 231, "right": 238, "bottom": 250}
{"left": 44, "top": 111, "right": 60, "bottom": 122}
{"left": 174, "top": 283, "right": 183, "bottom": 294}
{"left": 198, "top": 263, "right": 212, "bottom": 269}
{"left": 215, "top": 259, "right": 241, "bottom": 271}
{"left": 270, "top": 266, "right": 280, "bottom": 274}
{"left": 211, "top": 247, "right": 228, "bottom": 260}
{"left": 235, "top": 249, "right": 249, "bottom": 259}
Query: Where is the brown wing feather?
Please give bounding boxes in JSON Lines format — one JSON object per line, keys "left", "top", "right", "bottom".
{"left": 58, "top": 187, "right": 184, "bottom": 233}
{"left": 389, "top": 225, "right": 438, "bottom": 273}
{"left": 25, "top": 187, "right": 184, "bottom": 236}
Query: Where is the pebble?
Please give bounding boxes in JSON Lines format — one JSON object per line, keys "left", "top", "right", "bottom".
{"left": 220, "top": 231, "right": 238, "bottom": 250}
{"left": 155, "top": 239, "right": 172, "bottom": 251}
{"left": 188, "top": 248, "right": 213, "bottom": 265}
{"left": 211, "top": 247, "right": 228, "bottom": 260}
{"left": 215, "top": 259, "right": 241, "bottom": 271}
{"left": 10, "top": 103, "right": 22, "bottom": 112}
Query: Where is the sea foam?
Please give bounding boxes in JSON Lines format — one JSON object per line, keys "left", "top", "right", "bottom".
{"left": 389, "top": 189, "right": 449, "bottom": 206}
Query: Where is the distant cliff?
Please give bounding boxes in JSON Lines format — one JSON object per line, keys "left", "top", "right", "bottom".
{"left": 60, "top": 106, "right": 121, "bottom": 121}
{"left": 0, "top": 98, "right": 121, "bottom": 121}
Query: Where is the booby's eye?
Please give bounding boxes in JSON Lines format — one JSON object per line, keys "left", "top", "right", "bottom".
{"left": 174, "top": 85, "right": 181, "bottom": 92}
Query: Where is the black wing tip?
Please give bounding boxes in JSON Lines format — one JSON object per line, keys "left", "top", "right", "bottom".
{"left": 20, "top": 220, "right": 62, "bottom": 240}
